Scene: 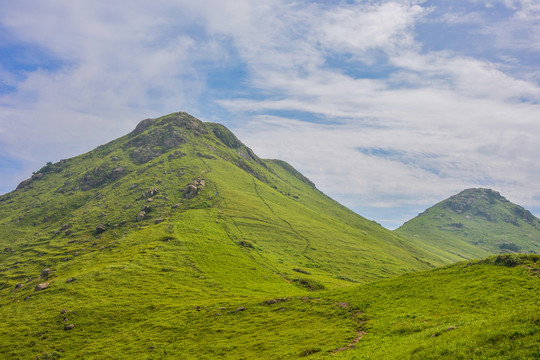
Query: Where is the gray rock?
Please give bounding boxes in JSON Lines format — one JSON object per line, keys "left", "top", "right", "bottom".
{"left": 35, "top": 282, "right": 50, "bottom": 291}
{"left": 184, "top": 184, "right": 198, "bottom": 199}
{"left": 40, "top": 268, "right": 52, "bottom": 279}
{"left": 136, "top": 211, "right": 146, "bottom": 222}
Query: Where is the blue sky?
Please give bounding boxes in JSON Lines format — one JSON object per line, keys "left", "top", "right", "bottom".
{"left": 1, "top": 0, "right": 540, "bottom": 229}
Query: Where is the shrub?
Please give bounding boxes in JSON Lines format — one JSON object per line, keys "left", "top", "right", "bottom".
{"left": 292, "top": 278, "right": 325, "bottom": 291}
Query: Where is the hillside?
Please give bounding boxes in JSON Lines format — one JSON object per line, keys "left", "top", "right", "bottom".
{"left": 0, "top": 112, "right": 448, "bottom": 359}
{"left": 396, "top": 188, "right": 540, "bottom": 263}
{"left": 329, "top": 254, "right": 540, "bottom": 359}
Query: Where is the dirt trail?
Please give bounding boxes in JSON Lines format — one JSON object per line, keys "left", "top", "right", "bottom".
{"left": 252, "top": 179, "right": 312, "bottom": 253}
{"left": 333, "top": 308, "right": 368, "bottom": 354}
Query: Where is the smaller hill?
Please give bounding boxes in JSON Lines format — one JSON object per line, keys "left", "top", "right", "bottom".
{"left": 396, "top": 188, "right": 540, "bottom": 263}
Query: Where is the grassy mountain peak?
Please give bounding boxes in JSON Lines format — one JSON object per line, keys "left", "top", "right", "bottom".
{"left": 396, "top": 188, "right": 540, "bottom": 263}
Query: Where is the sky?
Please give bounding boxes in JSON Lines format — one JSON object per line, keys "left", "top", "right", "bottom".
{"left": 1, "top": 0, "right": 540, "bottom": 229}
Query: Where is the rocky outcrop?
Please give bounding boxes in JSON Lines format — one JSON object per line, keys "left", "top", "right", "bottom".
{"left": 80, "top": 165, "right": 127, "bottom": 191}
{"left": 142, "top": 187, "right": 158, "bottom": 199}
{"left": 184, "top": 178, "right": 206, "bottom": 199}
{"left": 209, "top": 123, "right": 244, "bottom": 149}
{"left": 129, "top": 118, "right": 156, "bottom": 137}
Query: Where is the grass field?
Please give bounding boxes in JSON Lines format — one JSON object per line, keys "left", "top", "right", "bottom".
{"left": 1, "top": 113, "right": 538, "bottom": 359}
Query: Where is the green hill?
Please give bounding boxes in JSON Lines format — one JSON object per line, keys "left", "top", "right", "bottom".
{"left": 0, "top": 111, "right": 449, "bottom": 359}
{"left": 396, "top": 188, "right": 540, "bottom": 263}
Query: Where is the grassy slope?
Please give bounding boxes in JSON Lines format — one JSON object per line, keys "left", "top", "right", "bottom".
{"left": 2, "top": 252, "right": 537, "bottom": 359}
{"left": 0, "top": 112, "right": 449, "bottom": 359}
{"left": 396, "top": 189, "right": 540, "bottom": 263}
{"left": 330, "top": 254, "right": 540, "bottom": 360}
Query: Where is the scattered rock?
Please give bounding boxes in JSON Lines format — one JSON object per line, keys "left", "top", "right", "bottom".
{"left": 447, "top": 326, "right": 456, "bottom": 331}
{"left": 236, "top": 306, "right": 246, "bottom": 312}
{"left": 64, "top": 324, "right": 75, "bottom": 330}
{"left": 337, "top": 302, "right": 349, "bottom": 308}
{"left": 66, "top": 278, "right": 75, "bottom": 283}
{"left": 40, "top": 268, "right": 52, "bottom": 279}
{"left": 154, "top": 218, "right": 164, "bottom": 225}
{"left": 136, "top": 211, "right": 146, "bottom": 222}
{"left": 172, "top": 203, "right": 181, "bottom": 209}
{"left": 95, "top": 223, "right": 107, "bottom": 234}
{"left": 265, "top": 299, "right": 277, "bottom": 305}
{"left": 35, "top": 282, "right": 50, "bottom": 291}
{"left": 142, "top": 187, "right": 159, "bottom": 199}
{"left": 184, "top": 184, "right": 198, "bottom": 199}
{"left": 14, "top": 283, "right": 23, "bottom": 290}
{"left": 60, "top": 309, "right": 69, "bottom": 314}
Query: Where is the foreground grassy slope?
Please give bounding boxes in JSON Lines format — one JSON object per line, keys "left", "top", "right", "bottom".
{"left": 330, "top": 254, "right": 540, "bottom": 359}
{"left": 1, "top": 251, "right": 538, "bottom": 359}
{"left": 396, "top": 188, "right": 540, "bottom": 263}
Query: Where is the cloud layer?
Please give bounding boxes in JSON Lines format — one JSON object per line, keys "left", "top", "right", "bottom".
{"left": 1, "top": 0, "right": 540, "bottom": 228}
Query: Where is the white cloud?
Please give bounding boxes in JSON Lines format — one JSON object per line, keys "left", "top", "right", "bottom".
{"left": 1, "top": 0, "right": 540, "bottom": 227}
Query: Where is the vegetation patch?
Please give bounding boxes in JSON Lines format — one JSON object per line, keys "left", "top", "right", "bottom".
{"left": 292, "top": 278, "right": 325, "bottom": 291}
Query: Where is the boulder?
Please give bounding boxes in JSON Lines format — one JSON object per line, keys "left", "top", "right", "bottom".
{"left": 64, "top": 324, "right": 75, "bottom": 330}
{"left": 35, "top": 282, "right": 50, "bottom": 291}
{"left": 184, "top": 184, "right": 198, "bottom": 199}
{"left": 95, "top": 223, "right": 107, "bottom": 234}
{"left": 154, "top": 218, "right": 164, "bottom": 225}
{"left": 136, "top": 211, "right": 146, "bottom": 222}
{"left": 14, "top": 283, "right": 23, "bottom": 291}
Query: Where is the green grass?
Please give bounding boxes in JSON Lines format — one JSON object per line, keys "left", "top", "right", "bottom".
{"left": 329, "top": 254, "right": 540, "bottom": 359}
{"left": 1, "top": 113, "right": 538, "bottom": 359}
